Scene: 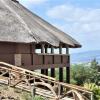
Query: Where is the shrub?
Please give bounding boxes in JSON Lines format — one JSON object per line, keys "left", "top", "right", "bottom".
{"left": 84, "top": 83, "right": 100, "bottom": 100}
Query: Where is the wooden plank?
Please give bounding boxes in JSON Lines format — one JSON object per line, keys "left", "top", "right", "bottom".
{"left": 14, "top": 54, "right": 21, "bottom": 66}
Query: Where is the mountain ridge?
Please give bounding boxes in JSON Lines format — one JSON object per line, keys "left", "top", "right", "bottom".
{"left": 70, "top": 50, "right": 100, "bottom": 64}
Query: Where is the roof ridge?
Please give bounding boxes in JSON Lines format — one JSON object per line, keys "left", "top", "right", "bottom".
{"left": 11, "top": 0, "right": 19, "bottom": 3}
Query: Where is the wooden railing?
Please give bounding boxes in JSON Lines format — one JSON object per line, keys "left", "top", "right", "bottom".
{"left": 0, "top": 62, "right": 93, "bottom": 100}
{"left": 14, "top": 53, "right": 69, "bottom": 69}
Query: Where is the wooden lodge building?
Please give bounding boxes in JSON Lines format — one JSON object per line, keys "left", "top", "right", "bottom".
{"left": 0, "top": 0, "right": 81, "bottom": 83}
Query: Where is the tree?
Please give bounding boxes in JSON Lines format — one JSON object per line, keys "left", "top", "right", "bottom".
{"left": 91, "top": 59, "right": 99, "bottom": 71}
{"left": 90, "top": 59, "right": 100, "bottom": 85}
{"left": 71, "top": 64, "right": 91, "bottom": 85}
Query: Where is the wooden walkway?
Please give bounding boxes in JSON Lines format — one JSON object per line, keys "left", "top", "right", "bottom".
{"left": 0, "top": 62, "right": 93, "bottom": 100}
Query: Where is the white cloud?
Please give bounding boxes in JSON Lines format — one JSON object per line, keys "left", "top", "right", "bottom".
{"left": 27, "top": 0, "right": 47, "bottom": 4}
{"left": 18, "top": 0, "right": 47, "bottom": 6}
{"left": 47, "top": 5, "right": 100, "bottom": 23}
{"left": 47, "top": 4, "right": 100, "bottom": 52}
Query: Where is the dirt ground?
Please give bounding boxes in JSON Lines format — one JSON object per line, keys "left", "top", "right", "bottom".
{"left": 0, "top": 84, "right": 32, "bottom": 100}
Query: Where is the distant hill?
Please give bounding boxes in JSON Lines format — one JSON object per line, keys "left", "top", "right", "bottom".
{"left": 70, "top": 50, "right": 100, "bottom": 64}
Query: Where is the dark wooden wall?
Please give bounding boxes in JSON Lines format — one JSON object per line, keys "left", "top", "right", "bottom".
{"left": 0, "top": 42, "right": 31, "bottom": 64}
{"left": 16, "top": 44, "right": 31, "bottom": 54}
{"left": 0, "top": 42, "right": 69, "bottom": 70}
{"left": 0, "top": 42, "right": 16, "bottom": 54}
{"left": 0, "top": 42, "right": 31, "bottom": 54}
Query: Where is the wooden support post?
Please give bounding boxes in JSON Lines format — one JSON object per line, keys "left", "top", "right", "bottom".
{"left": 41, "top": 69, "right": 47, "bottom": 75}
{"left": 59, "top": 67, "right": 63, "bottom": 93}
{"left": 66, "top": 66, "right": 70, "bottom": 83}
{"left": 51, "top": 45, "right": 54, "bottom": 64}
{"left": 59, "top": 45, "right": 63, "bottom": 82}
{"left": 41, "top": 44, "right": 49, "bottom": 76}
{"left": 41, "top": 44, "right": 45, "bottom": 54}
{"left": 8, "top": 70, "right": 11, "bottom": 86}
{"left": 51, "top": 68, "right": 55, "bottom": 78}
{"left": 31, "top": 84, "right": 35, "bottom": 99}
{"left": 66, "top": 46, "right": 69, "bottom": 54}
{"left": 44, "top": 45, "right": 48, "bottom": 75}
{"left": 51, "top": 46, "right": 55, "bottom": 85}
{"left": 45, "top": 69, "right": 48, "bottom": 76}
{"left": 30, "top": 44, "right": 35, "bottom": 65}
{"left": 41, "top": 44, "right": 45, "bottom": 74}
{"left": 66, "top": 47, "right": 70, "bottom": 83}
{"left": 41, "top": 69, "right": 45, "bottom": 74}
{"left": 45, "top": 46, "right": 48, "bottom": 53}
{"left": 45, "top": 45, "right": 48, "bottom": 76}
{"left": 51, "top": 46, "right": 54, "bottom": 54}
{"left": 51, "top": 46, "right": 55, "bottom": 78}
{"left": 59, "top": 45, "right": 62, "bottom": 54}
{"left": 59, "top": 67, "right": 63, "bottom": 82}
{"left": 59, "top": 45, "right": 63, "bottom": 93}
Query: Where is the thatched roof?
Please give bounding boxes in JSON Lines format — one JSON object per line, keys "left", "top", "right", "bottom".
{"left": 0, "top": 0, "right": 81, "bottom": 48}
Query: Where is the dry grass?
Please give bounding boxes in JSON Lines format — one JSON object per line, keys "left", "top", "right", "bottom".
{"left": 0, "top": 84, "right": 46, "bottom": 100}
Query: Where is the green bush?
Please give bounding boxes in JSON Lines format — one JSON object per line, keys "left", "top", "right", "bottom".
{"left": 84, "top": 83, "right": 100, "bottom": 100}
{"left": 21, "top": 92, "right": 45, "bottom": 100}
{"left": 21, "top": 92, "right": 32, "bottom": 100}
{"left": 70, "top": 60, "right": 100, "bottom": 85}
{"left": 33, "top": 96, "right": 45, "bottom": 100}
{"left": 70, "top": 64, "right": 92, "bottom": 85}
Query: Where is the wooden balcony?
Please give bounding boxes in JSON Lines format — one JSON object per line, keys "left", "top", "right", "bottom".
{"left": 15, "top": 53, "right": 69, "bottom": 70}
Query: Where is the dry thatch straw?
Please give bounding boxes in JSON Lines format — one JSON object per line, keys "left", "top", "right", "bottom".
{"left": 0, "top": 0, "right": 81, "bottom": 48}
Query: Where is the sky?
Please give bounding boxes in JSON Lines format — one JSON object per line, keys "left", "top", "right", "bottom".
{"left": 18, "top": 0, "right": 100, "bottom": 53}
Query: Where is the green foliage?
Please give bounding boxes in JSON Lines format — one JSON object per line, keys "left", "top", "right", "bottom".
{"left": 70, "top": 59, "right": 100, "bottom": 100}
{"left": 70, "top": 59, "right": 100, "bottom": 85}
{"left": 21, "top": 92, "right": 45, "bottom": 100}
{"left": 21, "top": 92, "right": 32, "bottom": 100}
{"left": 70, "top": 64, "right": 92, "bottom": 85}
{"left": 84, "top": 83, "right": 100, "bottom": 100}
{"left": 33, "top": 96, "right": 46, "bottom": 100}
{"left": 91, "top": 59, "right": 99, "bottom": 70}
{"left": 90, "top": 59, "right": 100, "bottom": 85}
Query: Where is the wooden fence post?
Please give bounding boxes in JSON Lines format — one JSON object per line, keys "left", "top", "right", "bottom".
{"left": 31, "top": 84, "right": 35, "bottom": 99}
